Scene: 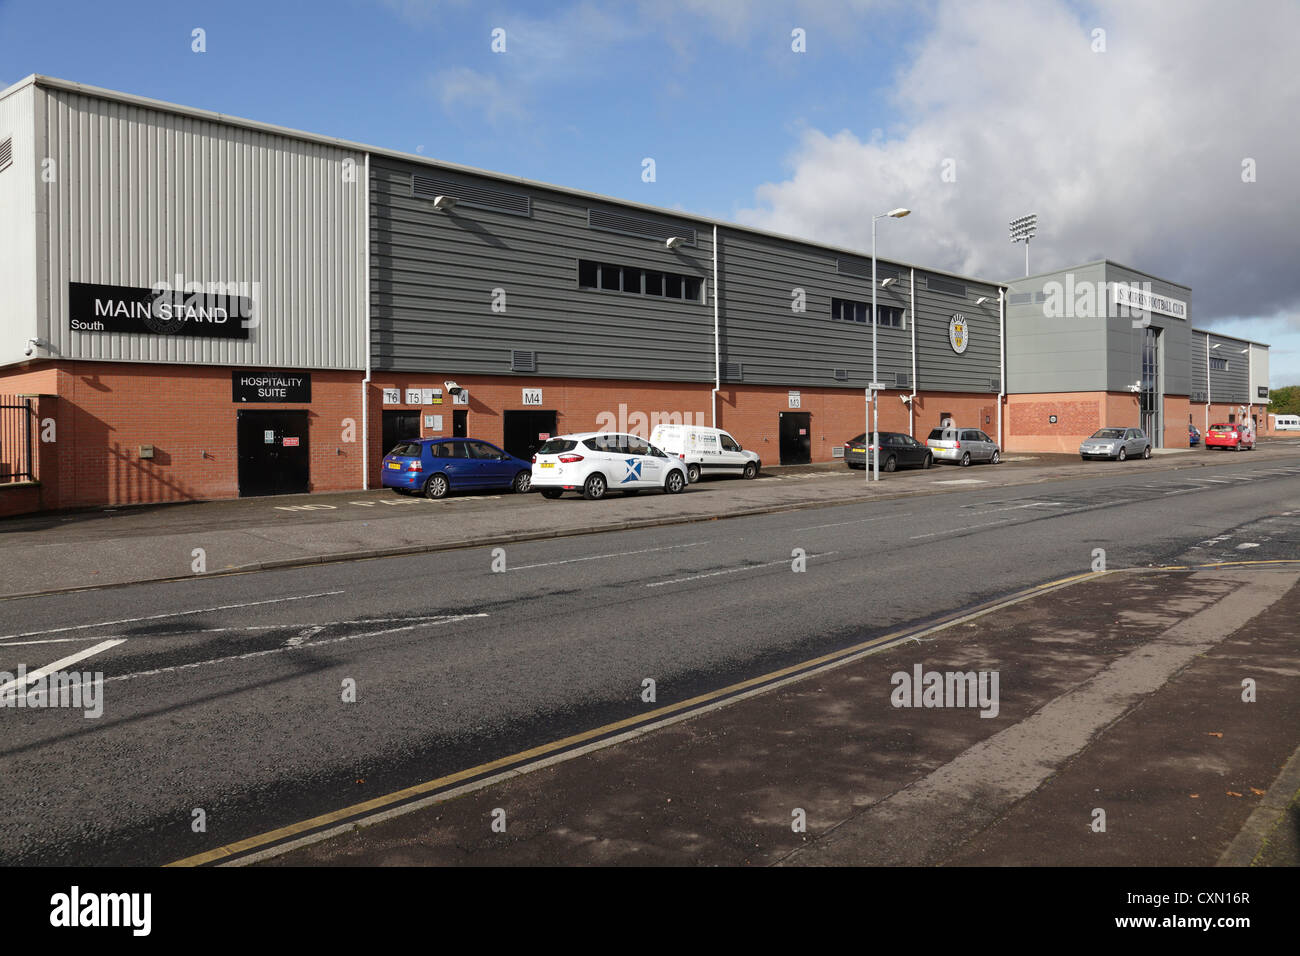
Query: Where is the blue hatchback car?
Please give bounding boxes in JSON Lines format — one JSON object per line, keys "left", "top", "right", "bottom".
{"left": 381, "top": 438, "right": 533, "bottom": 498}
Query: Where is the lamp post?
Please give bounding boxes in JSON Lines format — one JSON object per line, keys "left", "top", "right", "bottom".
{"left": 869, "top": 207, "right": 911, "bottom": 482}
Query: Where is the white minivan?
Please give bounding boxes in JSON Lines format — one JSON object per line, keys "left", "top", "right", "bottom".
{"left": 649, "top": 424, "right": 761, "bottom": 483}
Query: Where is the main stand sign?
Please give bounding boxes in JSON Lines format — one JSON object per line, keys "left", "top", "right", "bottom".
{"left": 232, "top": 371, "right": 312, "bottom": 403}
{"left": 69, "top": 282, "right": 252, "bottom": 339}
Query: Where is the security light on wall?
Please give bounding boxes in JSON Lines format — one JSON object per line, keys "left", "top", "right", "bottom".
{"left": 976, "top": 296, "right": 990, "bottom": 305}
{"left": 1212, "top": 343, "right": 1222, "bottom": 349}
{"left": 880, "top": 277, "right": 897, "bottom": 289}
{"left": 665, "top": 236, "right": 686, "bottom": 250}
{"left": 444, "top": 381, "right": 464, "bottom": 396}
{"left": 24, "top": 337, "right": 49, "bottom": 357}
{"left": 432, "top": 195, "right": 458, "bottom": 210}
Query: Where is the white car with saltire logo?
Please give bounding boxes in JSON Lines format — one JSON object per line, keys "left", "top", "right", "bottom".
{"left": 531, "top": 433, "right": 688, "bottom": 500}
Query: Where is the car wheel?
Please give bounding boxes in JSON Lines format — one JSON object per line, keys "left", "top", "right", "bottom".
{"left": 583, "top": 473, "right": 607, "bottom": 500}
{"left": 960, "top": 452, "right": 971, "bottom": 467}
{"left": 883, "top": 455, "right": 897, "bottom": 473}
{"left": 512, "top": 470, "right": 531, "bottom": 493}
{"left": 922, "top": 454, "right": 933, "bottom": 469}
{"left": 539, "top": 488, "right": 562, "bottom": 499}
{"left": 1081, "top": 455, "right": 1088, "bottom": 461}
{"left": 990, "top": 450, "right": 1000, "bottom": 465}
{"left": 1117, "top": 447, "right": 1127, "bottom": 462}
{"left": 1233, "top": 443, "right": 1242, "bottom": 452}
{"left": 423, "top": 474, "right": 449, "bottom": 499}
{"left": 743, "top": 461, "right": 758, "bottom": 479}
{"left": 664, "top": 469, "right": 686, "bottom": 494}
{"left": 1142, "top": 445, "right": 1151, "bottom": 460}
{"left": 685, "top": 463, "right": 701, "bottom": 484}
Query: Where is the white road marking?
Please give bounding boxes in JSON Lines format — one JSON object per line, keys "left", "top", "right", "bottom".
{"left": 964, "top": 502, "right": 1061, "bottom": 516}
{"left": 646, "top": 552, "right": 838, "bottom": 588}
{"left": 933, "top": 479, "right": 987, "bottom": 485}
{"left": 910, "top": 519, "right": 1013, "bottom": 540}
{"left": 0, "top": 591, "right": 346, "bottom": 642}
{"left": 103, "top": 614, "right": 489, "bottom": 684}
{"left": 794, "top": 513, "right": 911, "bottom": 531}
{"left": 1209, "top": 475, "right": 1254, "bottom": 481}
{"left": 285, "top": 625, "right": 325, "bottom": 647}
{"left": 0, "top": 639, "right": 126, "bottom": 695}
{"left": 1236, "top": 542, "right": 1260, "bottom": 550}
{"left": 506, "top": 542, "right": 706, "bottom": 571}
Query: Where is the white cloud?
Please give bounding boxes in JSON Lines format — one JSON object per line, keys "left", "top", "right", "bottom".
{"left": 431, "top": 67, "right": 527, "bottom": 125}
{"left": 736, "top": 0, "right": 1300, "bottom": 337}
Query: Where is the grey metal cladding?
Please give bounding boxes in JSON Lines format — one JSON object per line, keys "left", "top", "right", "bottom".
{"left": 1190, "top": 332, "right": 1209, "bottom": 398}
{"left": 587, "top": 208, "right": 696, "bottom": 245}
{"left": 715, "top": 228, "right": 914, "bottom": 388}
{"left": 1101, "top": 262, "right": 1191, "bottom": 395}
{"left": 412, "top": 170, "right": 530, "bottom": 217}
{"left": 913, "top": 279, "right": 1000, "bottom": 392}
{"left": 371, "top": 157, "right": 713, "bottom": 380}
{"left": 1005, "top": 263, "right": 1109, "bottom": 393}
{"left": 838, "top": 257, "right": 899, "bottom": 281}
{"left": 1203, "top": 332, "right": 1251, "bottom": 403}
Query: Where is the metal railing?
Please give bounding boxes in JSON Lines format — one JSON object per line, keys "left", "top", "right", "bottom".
{"left": 0, "top": 397, "right": 35, "bottom": 483}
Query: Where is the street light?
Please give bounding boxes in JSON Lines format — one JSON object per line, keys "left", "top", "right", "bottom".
{"left": 870, "top": 207, "right": 911, "bottom": 482}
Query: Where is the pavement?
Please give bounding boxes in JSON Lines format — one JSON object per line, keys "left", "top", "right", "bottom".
{"left": 260, "top": 564, "right": 1300, "bottom": 867}
{"left": 1, "top": 440, "right": 1296, "bottom": 598}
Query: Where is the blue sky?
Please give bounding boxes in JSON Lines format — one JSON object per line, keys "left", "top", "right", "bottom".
{"left": 3, "top": 0, "right": 1298, "bottom": 386}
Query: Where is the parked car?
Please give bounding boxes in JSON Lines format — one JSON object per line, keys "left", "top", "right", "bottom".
{"left": 1079, "top": 427, "right": 1151, "bottom": 461}
{"left": 1204, "top": 422, "right": 1255, "bottom": 451}
{"left": 925, "top": 427, "right": 1000, "bottom": 466}
{"left": 649, "top": 424, "right": 760, "bottom": 483}
{"left": 1188, "top": 425, "right": 1201, "bottom": 447}
{"left": 381, "top": 438, "right": 533, "bottom": 498}
{"left": 843, "top": 432, "right": 934, "bottom": 471}
{"left": 532, "top": 432, "right": 688, "bottom": 500}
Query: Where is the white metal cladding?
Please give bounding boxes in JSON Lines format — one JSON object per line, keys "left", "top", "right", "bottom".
{"left": 0, "top": 84, "right": 38, "bottom": 369}
{"left": 39, "top": 88, "right": 367, "bottom": 370}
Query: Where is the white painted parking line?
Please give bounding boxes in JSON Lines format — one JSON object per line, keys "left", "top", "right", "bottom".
{"left": 646, "top": 552, "right": 838, "bottom": 588}
{"left": 0, "top": 591, "right": 346, "bottom": 642}
{"left": 794, "top": 513, "right": 911, "bottom": 531}
{"left": 0, "top": 639, "right": 126, "bottom": 696}
{"left": 507, "top": 542, "right": 706, "bottom": 572}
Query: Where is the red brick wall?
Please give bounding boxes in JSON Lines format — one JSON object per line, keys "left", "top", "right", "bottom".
{"left": 1006, "top": 392, "right": 1105, "bottom": 452}
{"left": 0, "top": 361, "right": 364, "bottom": 508}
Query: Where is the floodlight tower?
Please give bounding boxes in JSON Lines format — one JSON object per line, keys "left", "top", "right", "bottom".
{"left": 1009, "top": 214, "right": 1037, "bottom": 277}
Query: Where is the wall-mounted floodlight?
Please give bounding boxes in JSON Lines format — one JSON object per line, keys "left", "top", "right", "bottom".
{"left": 976, "top": 296, "right": 990, "bottom": 305}
{"left": 880, "top": 277, "right": 897, "bottom": 289}
{"left": 665, "top": 236, "right": 686, "bottom": 250}
{"left": 432, "top": 195, "right": 458, "bottom": 211}
{"left": 444, "top": 381, "right": 464, "bottom": 396}
{"left": 1212, "top": 343, "right": 1222, "bottom": 349}
{"left": 24, "top": 337, "right": 48, "bottom": 358}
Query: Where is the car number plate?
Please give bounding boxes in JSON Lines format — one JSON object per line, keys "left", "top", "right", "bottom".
{"left": 539, "top": 462, "right": 555, "bottom": 469}
{"left": 386, "top": 462, "right": 400, "bottom": 470}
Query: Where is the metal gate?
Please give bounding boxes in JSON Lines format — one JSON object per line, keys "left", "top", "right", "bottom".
{"left": 0, "top": 397, "right": 35, "bottom": 483}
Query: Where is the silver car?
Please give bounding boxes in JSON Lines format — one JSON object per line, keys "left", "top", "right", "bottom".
{"left": 1079, "top": 427, "right": 1151, "bottom": 461}
{"left": 925, "top": 426, "right": 1000, "bottom": 466}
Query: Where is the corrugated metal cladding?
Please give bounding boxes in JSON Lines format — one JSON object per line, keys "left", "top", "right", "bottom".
{"left": 0, "top": 84, "right": 39, "bottom": 368}
{"left": 370, "top": 156, "right": 714, "bottom": 381}
{"left": 1005, "top": 262, "right": 1110, "bottom": 394}
{"left": 1192, "top": 330, "right": 1252, "bottom": 404}
{"left": 40, "top": 88, "right": 367, "bottom": 370}
{"left": 1102, "top": 262, "right": 1190, "bottom": 395}
{"left": 914, "top": 271, "right": 1001, "bottom": 392}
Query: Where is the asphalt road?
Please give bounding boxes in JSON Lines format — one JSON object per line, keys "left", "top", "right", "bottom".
{"left": 1, "top": 449, "right": 1298, "bottom": 865}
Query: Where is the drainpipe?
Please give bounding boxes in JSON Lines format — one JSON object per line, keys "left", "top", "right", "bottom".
{"left": 998, "top": 287, "right": 1005, "bottom": 450}
{"left": 711, "top": 224, "right": 720, "bottom": 428}
{"left": 361, "top": 152, "right": 372, "bottom": 490}
{"left": 909, "top": 267, "right": 917, "bottom": 434}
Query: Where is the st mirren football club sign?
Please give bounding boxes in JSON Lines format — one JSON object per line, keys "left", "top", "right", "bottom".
{"left": 949, "top": 314, "right": 969, "bottom": 354}
{"left": 68, "top": 282, "right": 252, "bottom": 339}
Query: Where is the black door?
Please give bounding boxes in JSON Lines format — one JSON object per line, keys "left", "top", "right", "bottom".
{"left": 778, "top": 412, "right": 811, "bottom": 464}
{"left": 503, "top": 409, "right": 558, "bottom": 460}
{"left": 453, "top": 409, "right": 468, "bottom": 437}
{"left": 237, "top": 410, "right": 310, "bottom": 497}
{"left": 382, "top": 410, "right": 420, "bottom": 457}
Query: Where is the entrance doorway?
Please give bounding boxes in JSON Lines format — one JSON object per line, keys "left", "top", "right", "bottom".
{"left": 503, "top": 409, "right": 558, "bottom": 460}
{"left": 1140, "top": 326, "right": 1163, "bottom": 446}
{"left": 381, "top": 410, "right": 420, "bottom": 457}
{"left": 453, "top": 409, "right": 468, "bottom": 437}
{"left": 778, "top": 411, "right": 811, "bottom": 464}
{"left": 237, "top": 410, "right": 310, "bottom": 497}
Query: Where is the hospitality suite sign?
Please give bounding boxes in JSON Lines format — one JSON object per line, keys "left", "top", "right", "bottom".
{"left": 68, "top": 281, "right": 253, "bottom": 339}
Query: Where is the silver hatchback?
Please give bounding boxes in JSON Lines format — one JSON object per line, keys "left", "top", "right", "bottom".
{"left": 925, "top": 427, "right": 1000, "bottom": 466}
{"left": 1080, "top": 427, "right": 1151, "bottom": 461}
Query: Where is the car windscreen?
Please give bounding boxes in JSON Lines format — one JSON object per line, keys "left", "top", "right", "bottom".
{"left": 1091, "top": 429, "right": 1125, "bottom": 440}
{"left": 1210, "top": 423, "right": 1231, "bottom": 430}
{"left": 389, "top": 442, "right": 422, "bottom": 457}
{"left": 848, "top": 434, "right": 866, "bottom": 444}
{"left": 535, "top": 439, "right": 578, "bottom": 455}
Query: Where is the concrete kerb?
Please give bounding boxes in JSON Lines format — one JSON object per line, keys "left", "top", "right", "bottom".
{"left": 3, "top": 448, "right": 1295, "bottom": 601}
{"left": 1216, "top": 739, "right": 1300, "bottom": 866}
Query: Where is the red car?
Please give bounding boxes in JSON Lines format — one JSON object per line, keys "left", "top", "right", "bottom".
{"left": 1204, "top": 422, "right": 1255, "bottom": 451}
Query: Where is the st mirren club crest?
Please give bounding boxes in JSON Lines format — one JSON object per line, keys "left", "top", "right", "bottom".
{"left": 949, "top": 314, "right": 969, "bottom": 354}
{"left": 141, "top": 292, "right": 188, "bottom": 335}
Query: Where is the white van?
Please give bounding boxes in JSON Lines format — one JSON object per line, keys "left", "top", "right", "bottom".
{"left": 649, "top": 424, "right": 761, "bottom": 483}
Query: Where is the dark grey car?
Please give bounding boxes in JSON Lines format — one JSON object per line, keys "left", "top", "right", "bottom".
{"left": 1079, "top": 427, "right": 1151, "bottom": 461}
{"left": 843, "top": 432, "right": 933, "bottom": 471}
